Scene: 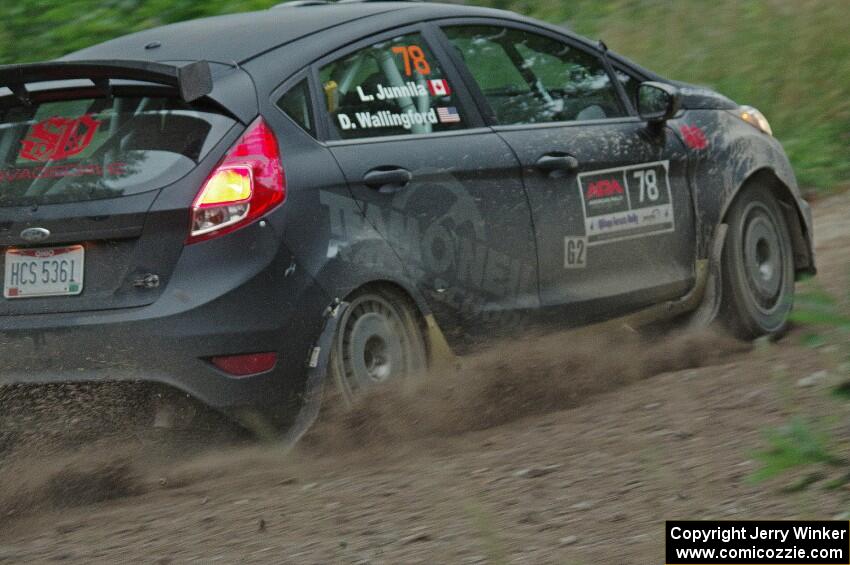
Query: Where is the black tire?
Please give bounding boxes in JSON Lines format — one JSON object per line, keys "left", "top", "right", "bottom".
{"left": 719, "top": 183, "right": 795, "bottom": 339}
{"left": 330, "top": 287, "right": 427, "bottom": 405}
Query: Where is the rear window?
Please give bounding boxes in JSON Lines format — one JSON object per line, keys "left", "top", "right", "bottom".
{"left": 0, "top": 96, "right": 236, "bottom": 207}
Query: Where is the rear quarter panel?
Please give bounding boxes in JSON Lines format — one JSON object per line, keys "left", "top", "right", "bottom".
{"left": 258, "top": 92, "right": 430, "bottom": 318}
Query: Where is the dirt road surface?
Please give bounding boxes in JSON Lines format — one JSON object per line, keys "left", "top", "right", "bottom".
{"left": 1, "top": 191, "right": 849, "bottom": 564}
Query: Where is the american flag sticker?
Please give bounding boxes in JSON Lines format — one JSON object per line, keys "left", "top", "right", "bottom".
{"left": 437, "top": 107, "right": 461, "bottom": 124}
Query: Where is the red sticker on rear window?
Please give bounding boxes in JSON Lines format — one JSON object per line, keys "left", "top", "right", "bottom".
{"left": 19, "top": 114, "right": 101, "bottom": 162}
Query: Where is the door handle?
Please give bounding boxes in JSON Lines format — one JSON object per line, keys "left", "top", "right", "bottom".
{"left": 535, "top": 153, "right": 580, "bottom": 174}
{"left": 363, "top": 167, "right": 412, "bottom": 193}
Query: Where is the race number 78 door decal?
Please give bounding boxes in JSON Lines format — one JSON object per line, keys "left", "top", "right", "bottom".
{"left": 576, "top": 160, "right": 675, "bottom": 246}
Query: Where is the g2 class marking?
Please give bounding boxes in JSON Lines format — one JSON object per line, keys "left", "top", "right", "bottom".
{"left": 577, "top": 160, "right": 675, "bottom": 246}
{"left": 563, "top": 236, "right": 587, "bottom": 269}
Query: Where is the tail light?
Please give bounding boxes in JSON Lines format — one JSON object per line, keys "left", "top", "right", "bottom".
{"left": 187, "top": 117, "right": 285, "bottom": 244}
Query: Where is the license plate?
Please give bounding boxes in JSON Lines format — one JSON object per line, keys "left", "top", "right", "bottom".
{"left": 4, "top": 245, "right": 84, "bottom": 299}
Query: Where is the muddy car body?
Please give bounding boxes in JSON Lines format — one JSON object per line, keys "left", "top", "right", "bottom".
{"left": 0, "top": 1, "right": 815, "bottom": 428}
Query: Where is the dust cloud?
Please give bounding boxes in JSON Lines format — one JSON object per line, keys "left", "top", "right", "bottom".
{"left": 303, "top": 327, "right": 749, "bottom": 452}
{"left": 0, "top": 326, "right": 749, "bottom": 520}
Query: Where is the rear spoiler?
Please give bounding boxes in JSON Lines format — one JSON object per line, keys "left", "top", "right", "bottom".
{"left": 0, "top": 60, "right": 213, "bottom": 104}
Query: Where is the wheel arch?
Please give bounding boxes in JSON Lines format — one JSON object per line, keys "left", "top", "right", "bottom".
{"left": 339, "top": 279, "right": 436, "bottom": 363}
{"left": 720, "top": 168, "right": 815, "bottom": 278}
{"left": 682, "top": 110, "right": 815, "bottom": 278}
{"left": 344, "top": 279, "right": 428, "bottom": 325}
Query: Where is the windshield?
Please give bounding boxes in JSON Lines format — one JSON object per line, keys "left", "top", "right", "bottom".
{"left": 0, "top": 96, "right": 236, "bottom": 207}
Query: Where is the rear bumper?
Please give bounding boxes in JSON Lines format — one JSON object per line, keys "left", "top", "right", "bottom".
{"left": 0, "top": 222, "right": 331, "bottom": 420}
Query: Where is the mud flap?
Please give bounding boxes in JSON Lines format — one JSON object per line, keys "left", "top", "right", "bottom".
{"left": 281, "top": 300, "right": 349, "bottom": 450}
{"left": 687, "top": 224, "right": 728, "bottom": 329}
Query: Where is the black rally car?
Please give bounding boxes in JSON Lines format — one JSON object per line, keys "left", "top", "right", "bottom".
{"left": 0, "top": 1, "right": 815, "bottom": 428}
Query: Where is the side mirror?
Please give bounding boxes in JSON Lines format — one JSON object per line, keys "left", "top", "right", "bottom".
{"left": 637, "top": 81, "right": 681, "bottom": 123}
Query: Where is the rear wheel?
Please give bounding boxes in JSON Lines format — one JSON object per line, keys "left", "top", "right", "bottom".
{"left": 719, "top": 184, "right": 795, "bottom": 338}
{"left": 330, "top": 288, "right": 427, "bottom": 405}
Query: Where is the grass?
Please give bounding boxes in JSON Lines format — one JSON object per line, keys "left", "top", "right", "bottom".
{"left": 750, "top": 417, "right": 840, "bottom": 484}
{"left": 1, "top": 0, "right": 847, "bottom": 190}
{"left": 750, "top": 280, "right": 850, "bottom": 488}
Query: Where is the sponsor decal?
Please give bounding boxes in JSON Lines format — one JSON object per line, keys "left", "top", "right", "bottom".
{"left": 337, "top": 108, "right": 439, "bottom": 131}
{"left": 586, "top": 178, "right": 624, "bottom": 199}
{"left": 583, "top": 176, "right": 627, "bottom": 217}
{"left": 680, "top": 124, "right": 708, "bottom": 150}
{"left": 427, "top": 79, "right": 451, "bottom": 97}
{"left": 577, "top": 161, "right": 675, "bottom": 246}
{"left": 19, "top": 114, "right": 101, "bottom": 162}
{"left": 437, "top": 107, "right": 461, "bottom": 124}
{"left": 320, "top": 182, "right": 536, "bottom": 322}
{"left": 0, "top": 162, "right": 127, "bottom": 185}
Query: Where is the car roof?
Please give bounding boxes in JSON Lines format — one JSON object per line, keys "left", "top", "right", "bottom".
{"left": 62, "top": 2, "right": 514, "bottom": 66}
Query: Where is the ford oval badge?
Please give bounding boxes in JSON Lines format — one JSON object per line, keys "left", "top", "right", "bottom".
{"left": 20, "top": 227, "right": 51, "bottom": 243}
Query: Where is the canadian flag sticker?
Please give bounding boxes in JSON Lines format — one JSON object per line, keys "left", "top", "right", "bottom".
{"left": 428, "top": 79, "right": 451, "bottom": 97}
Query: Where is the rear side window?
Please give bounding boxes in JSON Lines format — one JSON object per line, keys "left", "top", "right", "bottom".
{"left": 277, "top": 80, "right": 315, "bottom": 136}
{"left": 443, "top": 26, "right": 626, "bottom": 125}
{"left": 0, "top": 96, "right": 235, "bottom": 207}
{"left": 320, "top": 33, "right": 465, "bottom": 140}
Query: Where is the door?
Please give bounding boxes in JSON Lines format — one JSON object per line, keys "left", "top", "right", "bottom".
{"left": 315, "top": 29, "right": 539, "bottom": 343}
{"left": 441, "top": 24, "right": 696, "bottom": 320}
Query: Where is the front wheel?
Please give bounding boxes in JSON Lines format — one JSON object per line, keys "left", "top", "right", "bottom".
{"left": 330, "top": 288, "right": 427, "bottom": 405}
{"left": 719, "top": 184, "right": 795, "bottom": 339}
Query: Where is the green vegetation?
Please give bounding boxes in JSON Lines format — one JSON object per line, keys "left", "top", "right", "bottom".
{"left": 751, "top": 283, "right": 850, "bottom": 489}
{"left": 751, "top": 417, "right": 841, "bottom": 484}
{"left": 1, "top": 0, "right": 847, "bottom": 190}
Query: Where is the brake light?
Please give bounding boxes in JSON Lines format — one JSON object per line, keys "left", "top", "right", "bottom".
{"left": 187, "top": 117, "right": 285, "bottom": 244}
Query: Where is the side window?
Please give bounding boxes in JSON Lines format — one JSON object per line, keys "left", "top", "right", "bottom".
{"left": 615, "top": 68, "right": 641, "bottom": 111}
{"left": 444, "top": 26, "right": 627, "bottom": 125}
{"left": 276, "top": 79, "right": 315, "bottom": 136}
{"left": 319, "top": 33, "right": 465, "bottom": 140}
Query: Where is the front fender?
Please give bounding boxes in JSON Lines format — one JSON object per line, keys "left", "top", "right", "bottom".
{"left": 674, "top": 110, "right": 815, "bottom": 274}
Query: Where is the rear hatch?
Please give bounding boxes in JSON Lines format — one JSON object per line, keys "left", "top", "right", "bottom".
{"left": 0, "top": 67, "right": 238, "bottom": 315}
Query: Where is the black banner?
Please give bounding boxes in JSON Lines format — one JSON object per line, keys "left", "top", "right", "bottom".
{"left": 666, "top": 521, "right": 850, "bottom": 564}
